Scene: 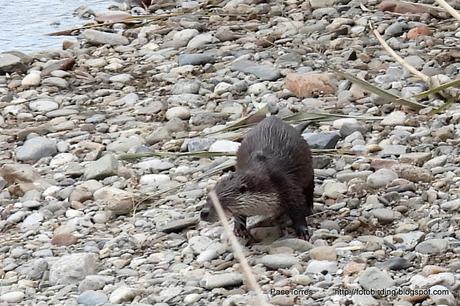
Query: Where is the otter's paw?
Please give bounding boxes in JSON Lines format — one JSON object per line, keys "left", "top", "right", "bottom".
{"left": 233, "top": 226, "right": 256, "bottom": 243}
{"left": 295, "top": 225, "right": 310, "bottom": 241}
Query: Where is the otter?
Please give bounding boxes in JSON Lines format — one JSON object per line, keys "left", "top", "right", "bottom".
{"left": 200, "top": 116, "right": 314, "bottom": 240}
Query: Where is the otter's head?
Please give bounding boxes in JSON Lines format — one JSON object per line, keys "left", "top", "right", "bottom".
{"left": 200, "top": 170, "right": 275, "bottom": 222}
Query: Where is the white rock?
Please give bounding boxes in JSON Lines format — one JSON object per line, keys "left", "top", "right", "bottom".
{"left": 49, "top": 253, "right": 98, "bottom": 285}
{"left": 21, "top": 212, "right": 44, "bottom": 232}
{"left": 381, "top": 111, "right": 406, "bottom": 126}
{"left": 109, "top": 287, "right": 138, "bottom": 304}
{"left": 28, "top": 100, "right": 59, "bottom": 112}
{"left": 248, "top": 83, "right": 267, "bottom": 95}
{"left": 165, "top": 106, "right": 191, "bottom": 120}
{"left": 109, "top": 74, "right": 132, "bottom": 83}
{"left": 21, "top": 71, "right": 41, "bottom": 86}
{"left": 173, "top": 29, "right": 199, "bottom": 43}
{"left": 214, "top": 82, "right": 233, "bottom": 95}
{"left": 0, "top": 291, "right": 25, "bottom": 303}
{"left": 187, "top": 33, "right": 217, "bottom": 49}
{"left": 332, "top": 118, "right": 358, "bottom": 130}
{"left": 50, "top": 153, "right": 76, "bottom": 167}
{"left": 139, "top": 174, "right": 171, "bottom": 187}
{"left": 323, "top": 181, "right": 347, "bottom": 198}
{"left": 367, "top": 169, "right": 398, "bottom": 188}
{"left": 209, "top": 140, "right": 240, "bottom": 153}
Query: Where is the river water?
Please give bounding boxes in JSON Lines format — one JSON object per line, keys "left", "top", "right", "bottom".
{"left": 0, "top": 0, "right": 117, "bottom": 53}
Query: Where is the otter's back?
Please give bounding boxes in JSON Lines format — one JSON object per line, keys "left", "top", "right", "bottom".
{"left": 236, "top": 116, "right": 312, "bottom": 175}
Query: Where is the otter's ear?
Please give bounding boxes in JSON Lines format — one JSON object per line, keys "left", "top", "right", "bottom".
{"left": 239, "top": 183, "right": 248, "bottom": 193}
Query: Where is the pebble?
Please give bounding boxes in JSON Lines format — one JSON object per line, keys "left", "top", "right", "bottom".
{"left": 309, "top": 246, "right": 337, "bottom": 261}
{"left": 109, "top": 287, "right": 138, "bottom": 304}
{"left": 81, "top": 29, "right": 129, "bottom": 45}
{"left": 200, "top": 273, "right": 243, "bottom": 289}
{"left": 260, "top": 254, "right": 299, "bottom": 269}
{"left": 358, "top": 267, "right": 395, "bottom": 290}
{"left": 21, "top": 71, "right": 41, "bottom": 86}
{"left": 231, "top": 60, "right": 281, "bottom": 81}
{"left": 302, "top": 132, "right": 340, "bottom": 149}
{"left": 381, "top": 111, "right": 406, "bottom": 126}
{"left": 305, "top": 260, "right": 338, "bottom": 274}
{"left": 16, "top": 136, "right": 57, "bottom": 162}
{"left": 367, "top": 168, "right": 398, "bottom": 188}
{"left": 415, "top": 239, "right": 448, "bottom": 254}
{"left": 165, "top": 106, "right": 191, "bottom": 120}
{"left": 49, "top": 253, "right": 98, "bottom": 285}
{"left": 77, "top": 291, "right": 108, "bottom": 306}
{"left": 0, "top": 291, "right": 25, "bottom": 303}
{"left": 84, "top": 154, "right": 119, "bottom": 180}
{"left": 209, "top": 140, "right": 240, "bottom": 153}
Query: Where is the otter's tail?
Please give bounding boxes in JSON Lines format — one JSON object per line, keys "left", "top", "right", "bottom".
{"left": 294, "top": 121, "right": 313, "bottom": 134}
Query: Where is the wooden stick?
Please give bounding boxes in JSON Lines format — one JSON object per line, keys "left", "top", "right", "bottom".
{"left": 371, "top": 24, "right": 430, "bottom": 84}
{"left": 208, "top": 191, "right": 270, "bottom": 306}
{"left": 434, "top": 0, "right": 460, "bottom": 21}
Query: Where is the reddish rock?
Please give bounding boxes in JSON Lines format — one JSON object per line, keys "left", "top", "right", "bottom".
{"left": 378, "top": 0, "right": 428, "bottom": 14}
{"left": 370, "top": 159, "right": 399, "bottom": 170}
{"left": 285, "top": 73, "right": 336, "bottom": 98}
{"left": 407, "top": 26, "right": 432, "bottom": 40}
{"left": 51, "top": 233, "right": 78, "bottom": 246}
{"left": 343, "top": 261, "right": 366, "bottom": 276}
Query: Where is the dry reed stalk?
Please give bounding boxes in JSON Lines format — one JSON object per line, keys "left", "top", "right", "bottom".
{"left": 434, "top": 0, "right": 460, "bottom": 21}
{"left": 208, "top": 191, "right": 271, "bottom": 306}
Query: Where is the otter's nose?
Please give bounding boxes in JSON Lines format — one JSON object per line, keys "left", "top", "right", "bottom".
{"left": 200, "top": 209, "right": 210, "bottom": 220}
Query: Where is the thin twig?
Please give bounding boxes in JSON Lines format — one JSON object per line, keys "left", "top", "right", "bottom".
{"left": 434, "top": 0, "right": 460, "bottom": 21}
{"left": 209, "top": 191, "right": 270, "bottom": 306}
{"left": 370, "top": 23, "right": 430, "bottom": 84}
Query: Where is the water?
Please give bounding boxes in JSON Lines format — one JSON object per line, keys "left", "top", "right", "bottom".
{"left": 0, "top": 0, "right": 117, "bottom": 53}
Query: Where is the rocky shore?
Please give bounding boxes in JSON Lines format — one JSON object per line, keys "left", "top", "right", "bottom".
{"left": 0, "top": 0, "right": 459, "bottom": 305}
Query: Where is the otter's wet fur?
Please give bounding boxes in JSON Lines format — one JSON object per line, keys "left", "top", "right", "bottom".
{"left": 201, "top": 116, "right": 314, "bottom": 239}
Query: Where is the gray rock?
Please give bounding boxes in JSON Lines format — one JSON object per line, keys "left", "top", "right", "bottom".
{"left": 440, "top": 199, "right": 460, "bottom": 212}
{"left": 188, "top": 236, "right": 213, "bottom": 254}
{"left": 0, "top": 53, "right": 26, "bottom": 74}
{"left": 109, "top": 74, "right": 132, "bottom": 83}
{"left": 146, "top": 127, "right": 171, "bottom": 145}
{"left": 358, "top": 267, "right": 395, "bottom": 290}
{"left": 178, "top": 54, "right": 215, "bottom": 66}
{"left": 27, "top": 258, "right": 48, "bottom": 280}
{"left": 42, "top": 77, "right": 68, "bottom": 89}
{"left": 384, "top": 22, "right": 405, "bottom": 37}
{"left": 271, "top": 238, "right": 313, "bottom": 252}
{"left": 309, "top": 0, "right": 336, "bottom": 9}
{"left": 172, "top": 80, "right": 200, "bottom": 95}
{"left": 371, "top": 208, "right": 399, "bottom": 224}
{"left": 302, "top": 132, "right": 340, "bottom": 149}
{"left": 84, "top": 154, "right": 118, "bottom": 180}
{"left": 49, "top": 253, "right": 98, "bottom": 285}
{"left": 385, "top": 231, "right": 425, "bottom": 250}
{"left": 200, "top": 273, "right": 243, "bottom": 289}
{"left": 16, "top": 137, "right": 57, "bottom": 162}
{"left": 81, "top": 29, "right": 129, "bottom": 46}
{"left": 165, "top": 106, "right": 191, "bottom": 120}
{"left": 260, "top": 254, "right": 299, "bottom": 269}
{"left": 231, "top": 60, "right": 281, "bottom": 81}
{"left": 339, "top": 121, "right": 365, "bottom": 137}
{"left": 415, "top": 239, "right": 448, "bottom": 254}
{"left": 186, "top": 138, "right": 215, "bottom": 152}
{"left": 28, "top": 100, "right": 59, "bottom": 112}
{"left": 351, "top": 294, "right": 379, "bottom": 306}
{"left": 21, "top": 212, "right": 44, "bottom": 232}
{"left": 429, "top": 285, "right": 456, "bottom": 306}
{"left": 107, "top": 136, "right": 144, "bottom": 152}
{"left": 380, "top": 144, "right": 407, "bottom": 156}
{"left": 367, "top": 169, "right": 398, "bottom": 188}
{"left": 79, "top": 275, "right": 112, "bottom": 292}
{"left": 378, "top": 257, "right": 412, "bottom": 270}
{"left": 135, "top": 159, "right": 174, "bottom": 171}
{"left": 337, "top": 171, "right": 373, "bottom": 182}
{"left": 109, "top": 287, "right": 138, "bottom": 304}
{"left": 305, "top": 260, "right": 338, "bottom": 274}
{"left": 399, "top": 152, "right": 432, "bottom": 166}
{"left": 77, "top": 291, "right": 108, "bottom": 306}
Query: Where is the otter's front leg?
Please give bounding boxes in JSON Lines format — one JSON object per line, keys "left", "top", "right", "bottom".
{"left": 233, "top": 215, "right": 255, "bottom": 242}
